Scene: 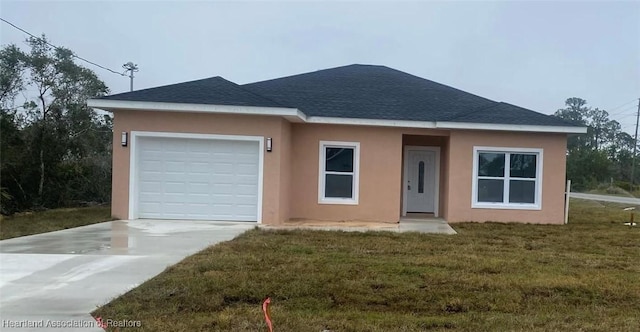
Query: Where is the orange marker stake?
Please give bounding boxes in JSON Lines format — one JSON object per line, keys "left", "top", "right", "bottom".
{"left": 262, "top": 297, "right": 273, "bottom": 332}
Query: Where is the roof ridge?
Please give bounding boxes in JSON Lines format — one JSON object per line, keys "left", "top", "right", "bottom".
{"left": 377, "top": 66, "right": 497, "bottom": 105}
{"left": 102, "top": 76, "right": 224, "bottom": 98}
{"left": 243, "top": 64, "right": 382, "bottom": 86}
{"left": 228, "top": 78, "right": 292, "bottom": 108}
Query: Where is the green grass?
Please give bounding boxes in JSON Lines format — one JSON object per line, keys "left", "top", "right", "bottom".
{"left": 0, "top": 206, "right": 113, "bottom": 240}
{"left": 93, "top": 199, "right": 640, "bottom": 331}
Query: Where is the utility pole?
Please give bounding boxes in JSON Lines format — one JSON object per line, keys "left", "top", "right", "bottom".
{"left": 631, "top": 98, "right": 640, "bottom": 187}
{"left": 122, "top": 62, "right": 139, "bottom": 91}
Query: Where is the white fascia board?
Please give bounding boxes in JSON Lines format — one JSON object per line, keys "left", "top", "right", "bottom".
{"left": 435, "top": 121, "right": 588, "bottom": 134}
{"left": 87, "top": 99, "right": 588, "bottom": 134}
{"left": 306, "top": 116, "right": 437, "bottom": 128}
{"left": 87, "top": 99, "right": 305, "bottom": 120}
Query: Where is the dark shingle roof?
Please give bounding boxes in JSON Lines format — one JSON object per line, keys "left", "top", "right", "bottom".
{"left": 99, "top": 64, "right": 579, "bottom": 127}
{"left": 100, "top": 76, "right": 285, "bottom": 108}
{"left": 446, "top": 102, "right": 573, "bottom": 126}
{"left": 243, "top": 64, "right": 496, "bottom": 121}
{"left": 243, "top": 64, "right": 576, "bottom": 127}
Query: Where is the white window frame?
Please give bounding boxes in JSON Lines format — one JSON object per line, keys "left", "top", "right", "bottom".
{"left": 471, "top": 146, "right": 543, "bottom": 210}
{"left": 318, "top": 141, "right": 360, "bottom": 205}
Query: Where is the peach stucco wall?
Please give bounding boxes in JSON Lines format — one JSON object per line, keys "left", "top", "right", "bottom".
{"left": 111, "top": 110, "right": 291, "bottom": 224}
{"left": 290, "top": 124, "right": 403, "bottom": 222}
{"left": 111, "top": 109, "right": 568, "bottom": 225}
{"left": 288, "top": 125, "right": 450, "bottom": 223}
{"left": 445, "top": 130, "right": 567, "bottom": 224}
{"left": 278, "top": 121, "right": 292, "bottom": 225}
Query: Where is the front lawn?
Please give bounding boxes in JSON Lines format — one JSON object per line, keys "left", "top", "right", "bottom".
{"left": 93, "top": 199, "right": 640, "bottom": 331}
{"left": 0, "top": 206, "right": 112, "bottom": 240}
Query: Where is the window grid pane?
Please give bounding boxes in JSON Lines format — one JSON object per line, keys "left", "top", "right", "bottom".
{"left": 510, "top": 154, "right": 537, "bottom": 178}
{"left": 478, "top": 153, "right": 505, "bottom": 177}
{"left": 475, "top": 150, "right": 540, "bottom": 206}
{"left": 325, "top": 147, "right": 354, "bottom": 172}
{"left": 325, "top": 174, "right": 353, "bottom": 198}
{"left": 509, "top": 180, "right": 536, "bottom": 203}
{"left": 477, "top": 179, "right": 504, "bottom": 202}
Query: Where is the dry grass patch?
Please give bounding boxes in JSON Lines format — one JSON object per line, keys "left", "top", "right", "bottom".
{"left": 0, "top": 206, "right": 112, "bottom": 240}
{"left": 93, "top": 199, "right": 640, "bottom": 331}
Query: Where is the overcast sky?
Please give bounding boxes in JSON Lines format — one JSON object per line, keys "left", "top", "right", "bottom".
{"left": 1, "top": 1, "right": 638, "bottom": 132}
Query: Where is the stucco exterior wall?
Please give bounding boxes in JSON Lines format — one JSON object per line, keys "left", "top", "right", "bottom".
{"left": 278, "top": 120, "right": 292, "bottom": 224}
{"left": 111, "top": 110, "right": 290, "bottom": 224}
{"left": 111, "top": 110, "right": 568, "bottom": 225}
{"left": 289, "top": 123, "right": 403, "bottom": 222}
{"left": 445, "top": 130, "right": 567, "bottom": 224}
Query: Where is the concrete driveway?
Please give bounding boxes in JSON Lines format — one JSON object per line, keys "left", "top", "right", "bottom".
{"left": 0, "top": 220, "right": 254, "bottom": 331}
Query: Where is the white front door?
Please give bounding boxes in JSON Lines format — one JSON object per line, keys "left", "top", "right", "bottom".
{"left": 405, "top": 149, "right": 436, "bottom": 213}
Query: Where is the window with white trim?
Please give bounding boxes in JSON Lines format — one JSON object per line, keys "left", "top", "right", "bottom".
{"left": 318, "top": 141, "right": 360, "bottom": 204}
{"left": 473, "top": 147, "right": 542, "bottom": 209}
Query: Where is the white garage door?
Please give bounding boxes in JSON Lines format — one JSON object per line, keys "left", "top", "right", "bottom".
{"left": 135, "top": 136, "right": 260, "bottom": 221}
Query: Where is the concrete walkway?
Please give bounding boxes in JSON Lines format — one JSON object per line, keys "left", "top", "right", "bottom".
{"left": 0, "top": 220, "right": 254, "bottom": 331}
{"left": 262, "top": 218, "right": 457, "bottom": 234}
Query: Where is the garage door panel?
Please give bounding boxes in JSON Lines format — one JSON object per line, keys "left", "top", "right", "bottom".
{"left": 165, "top": 161, "right": 187, "bottom": 172}
{"left": 188, "top": 183, "right": 210, "bottom": 194}
{"left": 188, "top": 162, "right": 211, "bottom": 173}
{"left": 185, "top": 194, "right": 210, "bottom": 204}
{"left": 140, "top": 160, "right": 162, "bottom": 172}
{"left": 236, "top": 175, "right": 258, "bottom": 183}
{"left": 212, "top": 163, "right": 234, "bottom": 174}
{"left": 164, "top": 202, "right": 188, "bottom": 213}
{"left": 139, "top": 181, "right": 162, "bottom": 192}
{"left": 211, "top": 194, "right": 236, "bottom": 204}
{"left": 140, "top": 150, "right": 162, "bottom": 161}
{"left": 188, "top": 142, "right": 209, "bottom": 153}
{"left": 139, "top": 202, "right": 161, "bottom": 212}
{"left": 164, "top": 181, "right": 187, "bottom": 192}
{"left": 236, "top": 184, "right": 258, "bottom": 195}
{"left": 163, "top": 194, "right": 189, "bottom": 203}
{"left": 136, "top": 136, "right": 260, "bottom": 221}
{"left": 236, "top": 165, "right": 258, "bottom": 175}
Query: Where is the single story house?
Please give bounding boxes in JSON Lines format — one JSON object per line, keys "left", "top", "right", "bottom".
{"left": 87, "top": 64, "right": 586, "bottom": 225}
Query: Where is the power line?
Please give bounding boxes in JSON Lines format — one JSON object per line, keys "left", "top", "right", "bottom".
{"left": 0, "top": 17, "right": 126, "bottom": 77}
{"left": 609, "top": 104, "right": 639, "bottom": 117}
{"left": 609, "top": 99, "right": 637, "bottom": 111}
{"left": 614, "top": 110, "right": 640, "bottom": 120}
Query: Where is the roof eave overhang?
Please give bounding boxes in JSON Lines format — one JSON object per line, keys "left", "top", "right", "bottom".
{"left": 87, "top": 99, "right": 588, "bottom": 134}
{"left": 305, "top": 116, "right": 437, "bottom": 128}
{"left": 86, "top": 99, "right": 306, "bottom": 122}
{"left": 434, "top": 121, "right": 588, "bottom": 134}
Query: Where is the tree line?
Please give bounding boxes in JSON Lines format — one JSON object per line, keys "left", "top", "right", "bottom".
{"left": 1, "top": 36, "right": 111, "bottom": 214}
{"left": 0, "top": 37, "right": 635, "bottom": 215}
{"left": 555, "top": 97, "right": 638, "bottom": 191}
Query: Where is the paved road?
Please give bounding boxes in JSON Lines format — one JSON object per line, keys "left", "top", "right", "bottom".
{"left": 0, "top": 220, "right": 254, "bottom": 331}
{"left": 570, "top": 192, "right": 640, "bottom": 205}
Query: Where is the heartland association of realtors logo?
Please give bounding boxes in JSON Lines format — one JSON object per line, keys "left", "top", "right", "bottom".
{"left": 1, "top": 317, "right": 141, "bottom": 329}
{"left": 95, "top": 317, "right": 107, "bottom": 329}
